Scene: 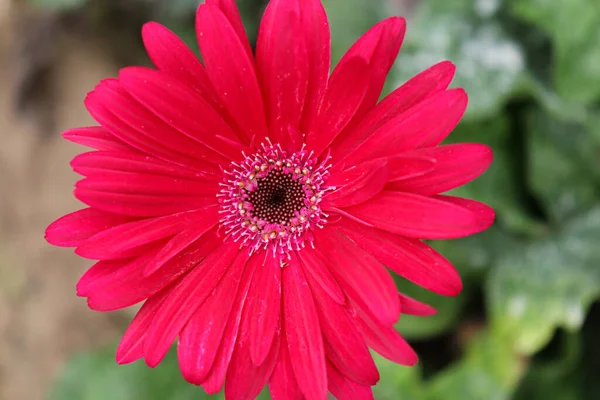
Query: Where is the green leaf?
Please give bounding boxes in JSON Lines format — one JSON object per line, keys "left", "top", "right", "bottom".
{"left": 487, "top": 207, "right": 600, "bottom": 354}
{"left": 514, "top": 332, "right": 584, "bottom": 400}
{"left": 30, "top": 0, "right": 87, "bottom": 11}
{"left": 510, "top": 0, "right": 600, "bottom": 104}
{"left": 526, "top": 109, "right": 600, "bottom": 223}
{"left": 374, "top": 330, "right": 523, "bottom": 400}
{"left": 321, "top": 0, "right": 390, "bottom": 65}
{"left": 374, "top": 356, "right": 425, "bottom": 400}
{"left": 48, "top": 346, "right": 216, "bottom": 400}
{"left": 425, "top": 331, "right": 524, "bottom": 400}
{"left": 393, "top": 0, "right": 526, "bottom": 119}
{"left": 394, "top": 279, "right": 465, "bottom": 339}
{"left": 447, "top": 116, "right": 542, "bottom": 234}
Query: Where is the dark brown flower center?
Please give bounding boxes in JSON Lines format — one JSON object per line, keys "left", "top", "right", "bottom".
{"left": 247, "top": 171, "right": 305, "bottom": 224}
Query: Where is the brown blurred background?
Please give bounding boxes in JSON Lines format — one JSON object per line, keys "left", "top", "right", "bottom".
{"left": 0, "top": 2, "right": 129, "bottom": 399}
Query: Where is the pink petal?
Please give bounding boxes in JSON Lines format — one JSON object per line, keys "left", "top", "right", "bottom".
{"left": 62, "top": 127, "right": 132, "bottom": 152}
{"left": 327, "top": 363, "right": 374, "bottom": 400}
{"left": 389, "top": 144, "right": 493, "bottom": 195}
{"left": 339, "top": 89, "right": 468, "bottom": 167}
{"left": 296, "top": 249, "right": 345, "bottom": 305}
{"left": 143, "top": 242, "right": 240, "bottom": 367}
{"left": 269, "top": 326, "right": 303, "bottom": 400}
{"left": 387, "top": 155, "right": 436, "bottom": 182}
{"left": 205, "top": 0, "right": 253, "bottom": 60}
{"left": 332, "top": 61, "right": 456, "bottom": 159}
{"left": 74, "top": 187, "right": 215, "bottom": 217}
{"left": 85, "top": 79, "right": 229, "bottom": 171}
{"left": 177, "top": 251, "right": 248, "bottom": 384}
{"left": 144, "top": 225, "right": 219, "bottom": 276}
{"left": 336, "top": 218, "right": 462, "bottom": 296}
{"left": 225, "top": 299, "right": 280, "bottom": 400}
{"left": 75, "top": 173, "right": 219, "bottom": 197}
{"left": 434, "top": 195, "right": 495, "bottom": 232}
{"left": 309, "top": 273, "right": 379, "bottom": 386}
{"left": 45, "top": 208, "right": 133, "bottom": 247}
{"left": 248, "top": 255, "right": 282, "bottom": 366}
{"left": 314, "top": 230, "right": 400, "bottom": 325}
{"left": 342, "top": 191, "right": 483, "bottom": 240}
{"left": 350, "top": 299, "right": 418, "bottom": 366}
{"left": 71, "top": 150, "right": 220, "bottom": 181}
{"left": 82, "top": 233, "right": 221, "bottom": 311}
{"left": 283, "top": 253, "right": 327, "bottom": 400}
{"left": 298, "top": 0, "right": 330, "bottom": 134}
{"left": 340, "top": 17, "right": 406, "bottom": 123}
{"left": 322, "top": 158, "right": 388, "bottom": 208}
{"left": 116, "top": 287, "right": 171, "bottom": 364}
{"left": 201, "top": 256, "right": 259, "bottom": 394}
{"left": 306, "top": 56, "right": 370, "bottom": 157}
{"left": 256, "top": 0, "right": 308, "bottom": 151}
{"left": 141, "top": 22, "right": 220, "bottom": 107}
{"left": 75, "top": 208, "right": 217, "bottom": 259}
{"left": 398, "top": 293, "right": 437, "bottom": 316}
{"left": 196, "top": 5, "right": 267, "bottom": 140}
{"left": 119, "top": 67, "right": 244, "bottom": 161}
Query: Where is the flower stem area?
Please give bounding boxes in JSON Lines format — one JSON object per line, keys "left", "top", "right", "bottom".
{"left": 2, "top": 0, "right": 600, "bottom": 400}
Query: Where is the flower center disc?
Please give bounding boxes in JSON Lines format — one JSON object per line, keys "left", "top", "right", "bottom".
{"left": 248, "top": 171, "right": 305, "bottom": 224}
{"left": 218, "top": 143, "right": 332, "bottom": 258}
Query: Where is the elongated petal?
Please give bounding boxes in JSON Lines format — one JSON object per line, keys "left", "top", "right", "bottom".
{"left": 62, "top": 127, "right": 132, "bottom": 152}
{"left": 350, "top": 299, "right": 418, "bottom": 365}
{"left": 389, "top": 144, "right": 493, "bottom": 194}
{"left": 45, "top": 208, "right": 132, "bottom": 247}
{"left": 75, "top": 207, "right": 217, "bottom": 259}
{"left": 119, "top": 67, "right": 243, "bottom": 161}
{"left": 75, "top": 188, "right": 214, "bottom": 217}
{"left": 297, "top": 249, "right": 345, "bottom": 305}
{"left": 201, "top": 257, "right": 259, "bottom": 394}
{"left": 314, "top": 229, "right": 400, "bottom": 325}
{"left": 196, "top": 5, "right": 267, "bottom": 140}
{"left": 86, "top": 79, "right": 227, "bottom": 171}
{"left": 434, "top": 195, "right": 495, "bottom": 232}
{"left": 225, "top": 299, "right": 280, "bottom": 400}
{"left": 323, "top": 158, "right": 388, "bottom": 208}
{"left": 337, "top": 217, "right": 461, "bottom": 296}
{"left": 269, "top": 326, "right": 303, "bottom": 400}
{"left": 298, "top": 0, "right": 330, "bottom": 133}
{"left": 248, "top": 255, "right": 282, "bottom": 365}
{"left": 256, "top": 0, "right": 308, "bottom": 151}
{"left": 76, "top": 173, "right": 219, "bottom": 197}
{"left": 178, "top": 251, "right": 248, "bottom": 384}
{"left": 144, "top": 225, "right": 218, "bottom": 276}
{"left": 284, "top": 254, "right": 327, "bottom": 400}
{"left": 116, "top": 287, "right": 171, "bottom": 364}
{"left": 81, "top": 235, "right": 220, "bottom": 310}
{"left": 205, "top": 0, "right": 253, "bottom": 60}
{"left": 332, "top": 61, "right": 455, "bottom": 158}
{"left": 340, "top": 89, "right": 468, "bottom": 167}
{"left": 387, "top": 155, "right": 436, "bottom": 182}
{"left": 144, "top": 243, "right": 239, "bottom": 367}
{"left": 307, "top": 56, "right": 370, "bottom": 157}
{"left": 142, "top": 22, "right": 218, "bottom": 104}
{"left": 340, "top": 17, "right": 406, "bottom": 122}
{"left": 71, "top": 150, "right": 220, "bottom": 181}
{"left": 309, "top": 273, "right": 379, "bottom": 386}
{"left": 327, "top": 363, "right": 375, "bottom": 400}
{"left": 342, "top": 191, "right": 483, "bottom": 240}
{"left": 399, "top": 293, "right": 437, "bottom": 316}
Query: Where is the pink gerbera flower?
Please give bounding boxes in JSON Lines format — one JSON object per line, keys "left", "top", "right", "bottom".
{"left": 45, "top": 0, "right": 494, "bottom": 399}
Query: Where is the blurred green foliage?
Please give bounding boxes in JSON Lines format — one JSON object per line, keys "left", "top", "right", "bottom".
{"left": 30, "top": 0, "right": 600, "bottom": 399}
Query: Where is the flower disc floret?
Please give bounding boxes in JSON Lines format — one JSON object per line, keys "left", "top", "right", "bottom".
{"left": 218, "top": 142, "right": 333, "bottom": 258}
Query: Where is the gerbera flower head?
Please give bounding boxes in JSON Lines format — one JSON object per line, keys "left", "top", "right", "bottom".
{"left": 45, "top": 0, "right": 495, "bottom": 399}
